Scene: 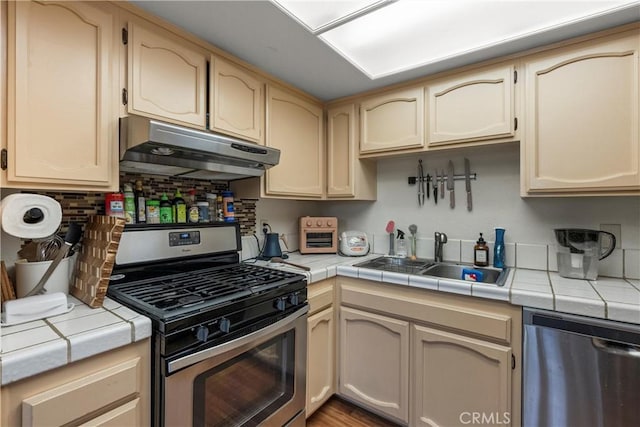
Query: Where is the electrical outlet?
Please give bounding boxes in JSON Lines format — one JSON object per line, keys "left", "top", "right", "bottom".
{"left": 600, "top": 224, "right": 621, "bottom": 249}
{"left": 259, "top": 219, "right": 270, "bottom": 233}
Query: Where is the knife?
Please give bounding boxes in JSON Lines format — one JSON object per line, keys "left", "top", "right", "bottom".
{"left": 418, "top": 159, "right": 425, "bottom": 206}
{"left": 433, "top": 170, "right": 438, "bottom": 204}
{"left": 464, "top": 158, "right": 472, "bottom": 211}
{"left": 440, "top": 169, "right": 445, "bottom": 198}
{"left": 447, "top": 161, "right": 455, "bottom": 209}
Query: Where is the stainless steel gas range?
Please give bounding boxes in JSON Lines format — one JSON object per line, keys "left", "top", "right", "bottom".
{"left": 107, "top": 223, "right": 308, "bottom": 427}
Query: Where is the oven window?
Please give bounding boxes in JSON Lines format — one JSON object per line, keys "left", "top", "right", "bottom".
{"left": 193, "top": 330, "right": 295, "bottom": 427}
{"left": 305, "top": 232, "right": 334, "bottom": 248}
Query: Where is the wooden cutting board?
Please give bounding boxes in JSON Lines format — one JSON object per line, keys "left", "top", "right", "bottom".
{"left": 70, "top": 215, "right": 125, "bottom": 308}
{"left": 1, "top": 260, "right": 17, "bottom": 301}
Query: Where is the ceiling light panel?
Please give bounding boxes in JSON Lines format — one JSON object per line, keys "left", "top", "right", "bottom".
{"left": 272, "top": 0, "right": 388, "bottom": 32}
{"left": 317, "top": 0, "right": 637, "bottom": 79}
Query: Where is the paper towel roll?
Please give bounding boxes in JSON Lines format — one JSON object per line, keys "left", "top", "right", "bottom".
{"left": 0, "top": 194, "right": 62, "bottom": 239}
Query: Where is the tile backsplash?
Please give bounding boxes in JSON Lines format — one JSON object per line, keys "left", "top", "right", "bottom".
{"left": 20, "top": 172, "right": 258, "bottom": 236}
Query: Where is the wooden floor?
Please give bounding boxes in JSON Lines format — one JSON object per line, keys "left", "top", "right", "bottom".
{"left": 306, "top": 397, "right": 400, "bottom": 427}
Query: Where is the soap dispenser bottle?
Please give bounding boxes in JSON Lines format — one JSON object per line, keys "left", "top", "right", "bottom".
{"left": 396, "top": 229, "right": 408, "bottom": 258}
{"left": 474, "top": 233, "right": 489, "bottom": 267}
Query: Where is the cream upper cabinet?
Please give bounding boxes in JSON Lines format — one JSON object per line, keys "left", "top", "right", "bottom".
{"left": 412, "top": 325, "right": 512, "bottom": 427}
{"left": 265, "top": 85, "right": 324, "bottom": 198}
{"left": 210, "top": 56, "right": 263, "bottom": 143}
{"left": 522, "top": 30, "right": 640, "bottom": 195}
{"left": 5, "top": 0, "right": 118, "bottom": 191}
{"left": 326, "top": 104, "right": 376, "bottom": 200}
{"left": 359, "top": 86, "right": 425, "bottom": 154}
{"left": 339, "top": 306, "right": 409, "bottom": 424}
{"left": 427, "top": 64, "right": 516, "bottom": 146}
{"left": 127, "top": 21, "right": 207, "bottom": 129}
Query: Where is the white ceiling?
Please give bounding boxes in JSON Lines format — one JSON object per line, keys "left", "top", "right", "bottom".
{"left": 130, "top": 0, "right": 640, "bottom": 101}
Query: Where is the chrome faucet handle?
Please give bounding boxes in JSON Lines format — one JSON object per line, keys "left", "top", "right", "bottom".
{"left": 439, "top": 232, "right": 448, "bottom": 244}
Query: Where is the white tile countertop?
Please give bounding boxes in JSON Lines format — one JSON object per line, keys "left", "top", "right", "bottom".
{"left": 252, "top": 252, "right": 640, "bottom": 326}
{"left": 0, "top": 295, "right": 151, "bottom": 385}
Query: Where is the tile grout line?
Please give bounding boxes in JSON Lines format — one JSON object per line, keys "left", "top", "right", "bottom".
{"left": 45, "top": 319, "right": 72, "bottom": 363}
{"left": 588, "top": 280, "right": 608, "bottom": 319}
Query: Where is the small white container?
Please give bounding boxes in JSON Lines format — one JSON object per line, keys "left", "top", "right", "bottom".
{"left": 15, "top": 257, "right": 71, "bottom": 297}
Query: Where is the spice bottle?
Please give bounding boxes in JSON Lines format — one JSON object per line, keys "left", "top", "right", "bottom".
{"left": 123, "top": 183, "right": 136, "bottom": 224}
{"left": 159, "top": 193, "right": 173, "bottom": 224}
{"left": 105, "top": 192, "right": 125, "bottom": 218}
{"left": 173, "top": 189, "right": 187, "bottom": 224}
{"left": 134, "top": 180, "right": 146, "bottom": 224}
{"left": 222, "top": 190, "right": 235, "bottom": 222}
{"left": 205, "top": 193, "right": 217, "bottom": 222}
{"left": 216, "top": 194, "right": 224, "bottom": 222}
{"left": 474, "top": 233, "right": 489, "bottom": 267}
{"left": 146, "top": 200, "right": 160, "bottom": 224}
{"left": 187, "top": 189, "right": 199, "bottom": 223}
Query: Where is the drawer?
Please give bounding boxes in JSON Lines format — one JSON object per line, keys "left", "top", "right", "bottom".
{"left": 308, "top": 278, "right": 334, "bottom": 315}
{"left": 22, "top": 358, "right": 141, "bottom": 426}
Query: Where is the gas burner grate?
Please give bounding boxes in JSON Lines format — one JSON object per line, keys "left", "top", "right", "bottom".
{"left": 110, "top": 264, "right": 302, "bottom": 312}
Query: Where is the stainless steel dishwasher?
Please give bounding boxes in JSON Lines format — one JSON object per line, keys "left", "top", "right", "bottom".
{"left": 523, "top": 308, "right": 640, "bottom": 427}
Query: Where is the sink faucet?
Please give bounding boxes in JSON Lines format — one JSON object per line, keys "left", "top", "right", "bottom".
{"left": 434, "top": 232, "right": 448, "bottom": 262}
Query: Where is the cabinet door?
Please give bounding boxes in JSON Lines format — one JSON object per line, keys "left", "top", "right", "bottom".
{"left": 6, "top": 0, "right": 117, "bottom": 190}
{"left": 265, "top": 86, "right": 324, "bottom": 198}
{"left": 128, "top": 21, "right": 207, "bottom": 128}
{"left": 327, "top": 104, "right": 377, "bottom": 200}
{"left": 412, "top": 324, "right": 512, "bottom": 427}
{"left": 428, "top": 65, "right": 515, "bottom": 145}
{"left": 523, "top": 31, "right": 640, "bottom": 194}
{"left": 210, "top": 56, "right": 263, "bottom": 143}
{"left": 339, "top": 306, "right": 409, "bottom": 423}
{"left": 360, "top": 87, "right": 425, "bottom": 154}
{"left": 306, "top": 307, "right": 335, "bottom": 417}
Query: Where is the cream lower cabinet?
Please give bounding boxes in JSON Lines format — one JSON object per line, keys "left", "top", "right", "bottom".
{"left": 306, "top": 278, "right": 336, "bottom": 417}
{"left": 210, "top": 56, "right": 264, "bottom": 143}
{"left": 359, "top": 86, "right": 425, "bottom": 155}
{"left": 326, "top": 104, "right": 376, "bottom": 200}
{"left": 338, "top": 277, "right": 521, "bottom": 427}
{"left": 127, "top": 20, "right": 207, "bottom": 129}
{"left": 412, "top": 325, "right": 512, "bottom": 427}
{"left": 4, "top": 0, "right": 119, "bottom": 191}
{"left": 265, "top": 85, "right": 324, "bottom": 198}
{"left": 522, "top": 29, "right": 640, "bottom": 195}
{"left": 427, "top": 64, "right": 516, "bottom": 146}
{"left": 339, "top": 306, "right": 410, "bottom": 424}
{"left": 1, "top": 340, "right": 150, "bottom": 426}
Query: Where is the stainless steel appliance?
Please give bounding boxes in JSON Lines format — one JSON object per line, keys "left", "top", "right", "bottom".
{"left": 120, "top": 115, "right": 281, "bottom": 181}
{"left": 107, "top": 223, "right": 308, "bottom": 427}
{"left": 523, "top": 308, "right": 640, "bottom": 427}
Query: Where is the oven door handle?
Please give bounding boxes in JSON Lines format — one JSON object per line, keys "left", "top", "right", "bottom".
{"left": 167, "top": 305, "right": 309, "bottom": 373}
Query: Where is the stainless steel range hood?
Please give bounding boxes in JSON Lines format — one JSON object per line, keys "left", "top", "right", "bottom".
{"left": 119, "top": 115, "right": 280, "bottom": 181}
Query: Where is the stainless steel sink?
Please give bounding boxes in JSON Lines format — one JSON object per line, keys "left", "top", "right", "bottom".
{"left": 354, "top": 256, "right": 509, "bottom": 286}
{"left": 354, "top": 256, "right": 434, "bottom": 275}
{"left": 421, "top": 263, "right": 509, "bottom": 286}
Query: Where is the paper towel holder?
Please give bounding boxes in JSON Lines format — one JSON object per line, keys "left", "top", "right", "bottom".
{"left": 23, "top": 208, "right": 45, "bottom": 224}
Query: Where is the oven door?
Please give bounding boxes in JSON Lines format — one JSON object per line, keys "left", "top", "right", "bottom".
{"left": 163, "top": 306, "right": 308, "bottom": 427}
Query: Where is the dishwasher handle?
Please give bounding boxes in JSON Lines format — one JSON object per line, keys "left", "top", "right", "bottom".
{"left": 592, "top": 337, "right": 640, "bottom": 359}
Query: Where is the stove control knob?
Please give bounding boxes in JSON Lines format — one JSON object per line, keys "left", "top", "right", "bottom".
{"left": 219, "top": 318, "right": 231, "bottom": 334}
{"left": 196, "top": 326, "right": 209, "bottom": 343}
{"left": 289, "top": 293, "right": 299, "bottom": 306}
{"left": 275, "top": 297, "right": 286, "bottom": 311}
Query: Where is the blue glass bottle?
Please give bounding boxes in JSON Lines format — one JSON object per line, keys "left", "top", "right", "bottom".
{"left": 494, "top": 227, "right": 506, "bottom": 268}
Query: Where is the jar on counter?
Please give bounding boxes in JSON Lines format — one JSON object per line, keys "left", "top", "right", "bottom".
{"left": 222, "top": 190, "right": 235, "bottom": 222}
{"left": 146, "top": 200, "right": 160, "bottom": 224}
{"left": 197, "top": 201, "right": 209, "bottom": 223}
{"left": 205, "top": 193, "right": 217, "bottom": 222}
